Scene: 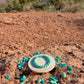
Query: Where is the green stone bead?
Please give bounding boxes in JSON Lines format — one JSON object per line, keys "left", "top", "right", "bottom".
{"left": 56, "top": 66, "right": 60, "bottom": 69}
{"left": 68, "top": 71, "right": 72, "bottom": 74}
{"left": 5, "top": 75, "right": 10, "bottom": 79}
{"left": 62, "top": 72, "right": 66, "bottom": 77}
{"left": 50, "top": 80, "right": 57, "bottom": 84}
{"left": 68, "top": 66, "right": 73, "bottom": 70}
{"left": 41, "top": 78, "right": 45, "bottom": 83}
{"left": 50, "top": 77, "right": 56, "bottom": 82}
{"left": 37, "top": 79, "right": 42, "bottom": 83}
{"left": 20, "top": 82, "right": 24, "bottom": 84}
{"left": 14, "top": 60, "right": 18, "bottom": 63}
{"left": 37, "top": 52, "right": 41, "bottom": 54}
{"left": 55, "top": 59, "right": 59, "bottom": 62}
{"left": 56, "top": 56, "right": 62, "bottom": 60}
{"left": 16, "top": 76, "right": 21, "bottom": 79}
{"left": 50, "top": 53, "right": 54, "bottom": 57}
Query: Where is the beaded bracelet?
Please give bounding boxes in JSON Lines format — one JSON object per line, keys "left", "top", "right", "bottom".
{"left": 34, "top": 55, "right": 51, "bottom": 68}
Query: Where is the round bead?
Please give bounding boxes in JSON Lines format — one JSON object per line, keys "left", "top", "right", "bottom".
{"left": 50, "top": 80, "right": 57, "bottom": 84}
{"left": 5, "top": 75, "right": 10, "bottom": 79}
{"left": 41, "top": 78, "right": 45, "bottom": 83}
{"left": 16, "top": 76, "right": 21, "bottom": 79}
{"left": 14, "top": 60, "right": 18, "bottom": 63}
{"left": 68, "top": 71, "right": 72, "bottom": 74}
{"left": 62, "top": 72, "right": 66, "bottom": 77}
{"left": 37, "top": 79, "right": 42, "bottom": 83}
{"left": 68, "top": 66, "right": 73, "bottom": 70}
{"left": 56, "top": 66, "right": 60, "bottom": 69}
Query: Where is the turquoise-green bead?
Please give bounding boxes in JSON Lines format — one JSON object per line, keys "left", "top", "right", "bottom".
{"left": 20, "top": 82, "right": 24, "bottom": 84}
{"left": 55, "top": 59, "right": 59, "bottom": 62}
{"left": 55, "top": 61, "right": 58, "bottom": 64}
{"left": 37, "top": 79, "right": 42, "bottom": 83}
{"left": 50, "top": 53, "right": 54, "bottom": 57}
{"left": 37, "top": 52, "right": 41, "bottom": 54}
{"left": 50, "top": 77, "right": 56, "bottom": 82}
{"left": 16, "top": 76, "right": 21, "bottom": 79}
{"left": 5, "top": 75, "right": 10, "bottom": 79}
{"left": 14, "top": 60, "right": 18, "bottom": 63}
{"left": 32, "top": 54, "right": 36, "bottom": 57}
{"left": 62, "top": 72, "right": 66, "bottom": 77}
{"left": 56, "top": 66, "right": 60, "bottom": 69}
{"left": 68, "top": 66, "right": 73, "bottom": 70}
{"left": 68, "top": 71, "right": 72, "bottom": 74}
{"left": 56, "top": 56, "right": 62, "bottom": 60}
{"left": 50, "top": 80, "right": 57, "bottom": 84}
{"left": 60, "top": 62, "right": 67, "bottom": 67}
{"left": 41, "top": 78, "right": 45, "bottom": 83}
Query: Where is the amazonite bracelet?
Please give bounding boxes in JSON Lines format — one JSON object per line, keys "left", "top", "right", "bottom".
{"left": 34, "top": 55, "right": 51, "bottom": 68}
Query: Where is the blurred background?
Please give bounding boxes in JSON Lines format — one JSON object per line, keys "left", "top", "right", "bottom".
{"left": 0, "top": 0, "right": 84, "bottom": 13}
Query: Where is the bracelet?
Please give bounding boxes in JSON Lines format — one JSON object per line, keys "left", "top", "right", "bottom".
{"left": 34, "top": 55, "right": 51, "bottom": 68}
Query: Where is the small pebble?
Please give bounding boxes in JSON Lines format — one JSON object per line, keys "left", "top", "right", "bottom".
{"left": 32, "top": 54, "right": 36, "bottom": 57}
{"left": 68, "top": 71, "right": 72, "bottom": 74}
{"left": 50, "top": 53, "right": 54, "bottom": 57}
{"left": 28, "top": 57, "right": 31, "bottom": 60}
{"left": 54, "top": 76, "right": 58, "bottom": 82}
{"left": 5, "top": 75, "right": 10, "bottom": 79}
{"left": 37, "top": 79, "right": 42, "bottom": 83}
{"left": 50, "top": 80, "right": 57, "bottom": 84}
{"left": 37, "top": 52, "right": 41, "bottom": 54}
{"left": 20, "top": 62, "right": 25, "bottom": 66}
{"left": 20, "top": 82, "right": 24, "bottom": 84}
{"left": 56, "top": 56, "right": 62, "bottom": 60}
{"left": 14, "top": 60, "right": 18, "bottom": 63}
{"left": 18, "top": 65, "right": 22, "bottom": 69}
{"left": 55, "top": 59, "right": 59, "bottom": 63}
{"left": 60, "top": 62, "right": 67, "bottom": 67}
{"left": 55, "top": 61, "right": 58, "bottom": 64}
{"left": 23, "top": 57, "right": 28, "bottom": 62}
{"left": 41, "top": 78, "right": 45, "bottom": 83}
{"left": 56, "top": 66, "right": 60, "bottom": 69}
{"left": 16, "top": 76, "right": 21, "bottom": 79}
{"left": 21, "top": 78, "right": 26, "bottom": 82}
{"left": 50, "top": 77, "right": 56, "bottom": 82}
{"left": 62, "top": 72, "right": 66, "bottom": 77}
{"left": 68, "top": 66, "right": 73, "bottom": 70}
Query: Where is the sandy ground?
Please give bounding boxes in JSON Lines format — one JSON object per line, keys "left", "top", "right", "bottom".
{"left": 0, "top": 11, "right": 84, "bottom": 84}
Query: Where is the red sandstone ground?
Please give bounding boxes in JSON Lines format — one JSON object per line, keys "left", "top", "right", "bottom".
{"left": 0, "top": 11, "right": 84, "bottom": 84}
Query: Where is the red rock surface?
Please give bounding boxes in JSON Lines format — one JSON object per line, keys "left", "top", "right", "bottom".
{"left": 0, "top": 11, "right": 84, "bottom": 84}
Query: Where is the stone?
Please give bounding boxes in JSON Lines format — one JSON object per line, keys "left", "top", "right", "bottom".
{"left": 50, "top": 77, "right": 56, "bottom": 82}
{"left": 54, "top": 76, "right": 58, "bottom": 82}
{"left": 5, "top": 75, "right": 10, "bottom": 79}
{"left": 50, "top": 80, "right": 57, "bottom": 84}
{"left": 41, "top": 78, "right": 45, "bottom": 83}
{"left": 56, "top": 66, "right": 60, "bottom": 69}
{"left": 55, "top": 59, "right": 59, "bottom": 63}
{"left": 14, "top": 60, "right": 18, "bottom": 63}
{"left": 68, "top": 71, "right": 72, "bottom": 74}
{"left": 16, "top": 76, "right": 21, "bottom": 79}
{"left": 37, "top": 79, "right": 42, "bottom": 83}
{"left": 68, "top": 66, "right": 73, "bottom": 70}
{"left": 62, "top": 72, "right": 66, "bottom": 77}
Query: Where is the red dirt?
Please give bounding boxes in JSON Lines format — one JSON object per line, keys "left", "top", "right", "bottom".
{"left": 0, "top": 11, "right": 84, "bottom": 48}
{"left": 0, "top": 11, "right": 84, "bottom": 84}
